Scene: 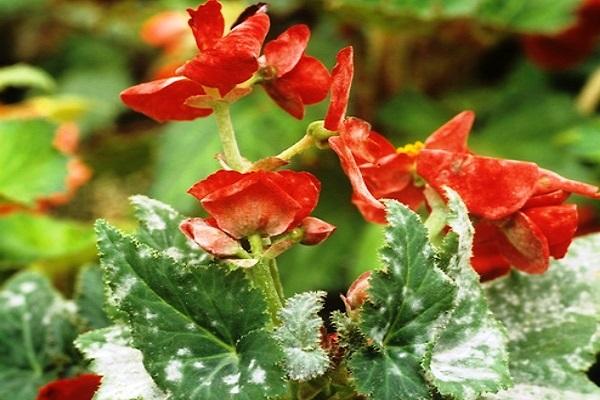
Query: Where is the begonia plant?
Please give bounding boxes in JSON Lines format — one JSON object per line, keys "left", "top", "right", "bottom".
{"left": 15, "top": 1, "right": 599, "bottom": 399}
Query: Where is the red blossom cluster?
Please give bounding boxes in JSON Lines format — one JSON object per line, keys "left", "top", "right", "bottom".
{"left": 324, "top": 47, "right": 600, "bottom": 279}
{"left": 522, "top": 0, "right": 600, "bottom": 70}
{"left": 121, "top": 0, "right": 330, "bottom": 121}
{"left": 121, "top": 0, "right": 600, "bottom": 281}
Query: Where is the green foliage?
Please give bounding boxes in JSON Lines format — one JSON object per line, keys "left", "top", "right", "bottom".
{"left": 76, "top": 325, "right": 167, "bottom": 400}
{"left": 130, "top": 195, "right": 210, "bottom": 266}
{"left": 275, "top": 291, "right": 330, "bottom": 381}
{"left": 349, "top": 201, "right": 456, "bottom": 400}
{"left": 484, "top": 234, "right": 600, "bottom": 399}
{"left": 0, "top": 212, "right": 95, "bottom": 267}
{"left": 95, "top": 221, "right": 287, "bottom": 399}
{"left": 424, "top": 189, "right": 511, "bottom": 399}
{"left": 0, "top": 272, "right": 78, "bottom": 400}
{"left": 328, "top": 0, "right": 580, "bottom": 32}
{"left": 0, "top": 64, "right": 55, "bottom": 92}
{"left": 74, "top": 265, "right": 110, "bottom": 330}
{"left": 0, "top": 119, "right": 67, "bottom": 205}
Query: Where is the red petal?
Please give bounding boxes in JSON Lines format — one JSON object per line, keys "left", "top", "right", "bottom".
{"left": 535, "top": 168, "right": 600, "bottom": 198}
{"left": 523, "top": 204, "right": 578, "bottom": 259}
{"left": 264, "top": 24, "right": 310, "bottom": 77}
{"left": 263, "top": 55, "right": 331, "bottom": 119}
{"left": 188, "top": 170, "right": 244, "bottom": 200}
{"left": 424, "top": 111, "right": 474, "bottom": 153}
{"left": 339, "top": 117, "right": 375, "bottom": 162}
{"left": 472, "top": 220, "right": 511, "bottom": 279}
{"left": 329, "top": 135, "right": 386, "bottom": 223}
{"left": 200, "top": 172, "right": 303, "bottom": 238}
{"left": 300, "top": 216, "right": 336, "bottom": 245}
{"left": 179, "top": 217, "right": 241, "bottom": 256}
{"left": 182, "top": 11, "right": 269, "bottom": 91}
{"left": 384, "top": 183, "right": 425, "bottom": 211}
{"left": 324, "top": 46, "right": 353, "bottom": 131}
{"left": 187, "top": 0, "right": 225, "bottom": 51}
{"left": 37, "top": 374, "right": 101, "bottom": 400}
{"left": 263, "top": 82, "right": 304, "bottom": 119}
{"left": 141, "top": 11, "right": 188, "bottom": 49}
{"left": 523, "top": 189, "right": 569, "bottom": 208}
{"left": 360, "top": 153, "right": 414, "bottom": 198}
{"left": 272, "top": 170, "right": 320, "bottom": 226}
{"left": 498, "top": 212, "right": 550, "bottom": 274}
{"left": 120, "top": 77, "right": 211, "bottom": 122}
{"left": 417, "top": 150, "right": 540, "bottom": 219}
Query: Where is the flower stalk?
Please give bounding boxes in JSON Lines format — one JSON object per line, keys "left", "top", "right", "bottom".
{"left": 211, "top": 99, "right": 248, "bottom": 171}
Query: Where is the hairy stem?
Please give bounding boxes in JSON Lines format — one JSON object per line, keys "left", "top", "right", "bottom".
{"left": 247, "top": 235, "right": 282, "bottom": 324}
{"left": 211, "top": 100, "right": 247, "bottom": 171}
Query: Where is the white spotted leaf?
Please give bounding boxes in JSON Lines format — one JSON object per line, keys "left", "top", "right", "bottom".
{"left": 76, "top": 325, "right": 167, "bottom": 400}
{"left": 349, "top": 201, "right": 456, "bottom": 400}
{"left": 0, "top": 272, "right": 78, "bottom": 400}
{"left": 423, "top": 189, "right": 511, "bottom": 399}
{"left": 95, "top": 220, "right": 287, "bottom": 400}
{"left": 484, "top": 233, "right": 600, "bottom": 400}
{"left": 275, "top": 291, "right": 329, "bottom": 381}
{"left": 130, "top": 195, "right": 210, "bottom": 266}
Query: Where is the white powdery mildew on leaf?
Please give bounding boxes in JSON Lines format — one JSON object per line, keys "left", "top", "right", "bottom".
{"left": 110, "top": 275, "right": 138, "bottom": 306}
{"left": 274, "top": 291, "right": 329, "bottom": 381}
{"left": 76, "top": 326, "right": 167, "bottom": 400}
{"left": 487, "top": 384, "right": 600, "bottom": 400}
{"left": 130, "top": 195, "right": 177, "bottom": 232}
{"left": 165, "top": 359, "right": 183, "bottom": 382}
{"left": 485, "top": 233, "right": 600, "bottom": 398}
{"left": 425, "top": 189, "right": 511, "bottom": 400}
{"left": 164, "top": 247, "right": 184, "bottom": 262}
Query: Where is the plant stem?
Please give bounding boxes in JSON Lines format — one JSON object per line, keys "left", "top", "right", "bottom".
{"left": 576, "top": 66, "right": 600, "bottom": 116}
{"left": 211, "top": 100, "right": 247, "bottom": 171}
{"left": 276, "top": 134, "right": 314, "bottom": 161}
{"left": 268, "top": 258, "right": 285, "bottom": 301}
{"left": 247, "top": 235, "right": 282, "bottom": 324}
{"left": 423, "top": 187, "right": 447, "bottom": 246}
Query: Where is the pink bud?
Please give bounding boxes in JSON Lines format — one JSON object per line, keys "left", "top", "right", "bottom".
{"left": 179, "top": 217, "right": 242, "bottom": 257}
{"left": 300, "top": 217, "right": 336, "bottom": 245}
{"left": 343, "top": 271, "right": 371, "bottom": 311}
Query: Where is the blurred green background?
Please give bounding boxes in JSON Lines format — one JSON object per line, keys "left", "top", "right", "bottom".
{"left": 2, "top": 0, "right": 600, "bottom": 301}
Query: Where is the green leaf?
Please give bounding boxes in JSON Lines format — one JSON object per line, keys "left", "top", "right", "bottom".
{"left": 75, "top": 265, "right": 110, "bottom": 330}
{"left": 0, "top": 119, "right": 68, "bottom": 205}
{"left": 95, "top": 220, "right": 287, "bottom": 399}
{"left": 0, "top": 64, "right": 56, "bottom": 92}
{"left": 0, "top": 212, "right": 95, "bottom": 266}
{"left": 349, "top": 201, "right": 456, "bottom": 400}
{"left": 328, "top": 0, "right": 580, "bottom": 33}
{"left": 0, "top": 271, "right": 78, "bottom": 400}
{"left": 130, "top": 195, "right": 210, "bottom": 266}
{"left": 275, "top": 291, "right": 330, "bottom": 381}
{"left": 423, "top": 189, "right": 511, "bottom": 399}
{"left": 76, "top": 325, "right": 167, "bottom": 400}
{"left": 484, "top": 234, "right": 600, "bottom": 399}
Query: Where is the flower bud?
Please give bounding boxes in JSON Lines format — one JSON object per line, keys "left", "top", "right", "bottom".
{"left": 342, "top": 271, "right": 371, "bottom": 312}
{"left": 300, "top": 217, "right": 336, "bottom": 245}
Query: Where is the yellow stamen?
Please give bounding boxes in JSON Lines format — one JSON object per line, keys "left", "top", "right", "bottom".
{"left": 396, "top": 141, "right": 424, "bottom": 157}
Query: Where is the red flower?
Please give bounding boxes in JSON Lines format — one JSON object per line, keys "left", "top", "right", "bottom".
{"left": 259, "top": 24, "right": 331, "bottom": 119}
{"left": 522, "top": 0, "right": 600, "bottom": 70}
{"left": 180, "top": 1, "right": 269, "bottom": 92}
{"left": 416, "top": 112, "right": 600, "bottom": 276}
{"left": 121, "top": 0, "right": 269, "bottom": 122}
{"left": 329, "top": 118, "right": 424, "bottom": 223}
{"left": 325, "top": 46, "right": 424, "bottom": 222}
{"left": 181, "top": 170, "right": 334, "bottom": 256}
{"left": 37, "top": 374, "right": 101, "bottom": 400}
